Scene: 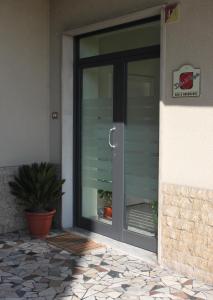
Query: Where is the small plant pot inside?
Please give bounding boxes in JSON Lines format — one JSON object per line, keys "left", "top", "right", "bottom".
{"left": 104, "top": 207, "right": 112, "bottom": 219}
{"left": 25, "top": 209, "right": 56, "bottom": 239}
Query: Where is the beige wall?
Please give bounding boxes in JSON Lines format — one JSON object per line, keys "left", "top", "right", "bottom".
{"left": 162, "top": 0, "right": 213, "bottom": 190}
{"left": 0, "top": 0, "right": 50, "bottom": 166}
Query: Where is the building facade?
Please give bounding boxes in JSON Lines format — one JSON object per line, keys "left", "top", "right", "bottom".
{"left": 0, "top": 0, "right": 212, "bottom": 284}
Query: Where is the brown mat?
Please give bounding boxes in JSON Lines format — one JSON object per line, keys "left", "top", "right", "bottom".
{"left": 46, "top": 232, "right": 105, "bottom": 255}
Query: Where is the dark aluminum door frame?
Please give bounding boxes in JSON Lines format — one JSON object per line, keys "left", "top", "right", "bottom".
{"left": 73, "top": 19, "right": 160, "bottom": 253}
{"left": 74, "top": 62, "right": 125, "bottom": 242}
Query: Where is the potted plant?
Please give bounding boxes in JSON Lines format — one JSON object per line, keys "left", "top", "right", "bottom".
{"left": 98, "top": 190, "right": 112, "bottom": 219}
{"left": 9, "top": 162, "right": 65, "bottom": 238}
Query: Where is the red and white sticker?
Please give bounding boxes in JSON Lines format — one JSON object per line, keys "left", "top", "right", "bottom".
{"left": 173, "top": 65, "right": 201, "bottom": 97}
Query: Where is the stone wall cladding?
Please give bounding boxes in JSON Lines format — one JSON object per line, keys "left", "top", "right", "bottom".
{"left": 0, "top": 166, "right": 26, "bottom": 233}
{"left": 161, "top": 183, "right": 213, "bottom": 284}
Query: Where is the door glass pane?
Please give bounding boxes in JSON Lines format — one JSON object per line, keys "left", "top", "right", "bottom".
{"left": 81, "top": 65, "right": 113, "bottom": 225}
{"left": 80, "top": 20, "right": 160, "bottom": 58}
{"left": 125, "top": 59, "right": 160, "bottom": 236}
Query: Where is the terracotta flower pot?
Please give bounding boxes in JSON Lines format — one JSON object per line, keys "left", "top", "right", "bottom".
{"left": 104, "top": 207, "right": 112, "bottom": 219}
{"left": 25, "top": 209, "right": 56, "bottom": 238}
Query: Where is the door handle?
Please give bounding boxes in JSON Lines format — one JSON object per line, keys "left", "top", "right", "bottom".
{"left": 108, "top": 127, "right": 116, "bottom": 148}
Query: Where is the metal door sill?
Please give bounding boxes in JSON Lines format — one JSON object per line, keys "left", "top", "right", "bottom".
{"left": 67, "top": 227, "right": 157, "bottom": 266}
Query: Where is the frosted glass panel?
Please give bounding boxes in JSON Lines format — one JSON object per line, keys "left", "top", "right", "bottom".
{"left": 125, "top": 59, "right": 160, "bottom": 236}
{"left": 81, "top": 66, "right": 113, "bottom": 224}
{"left": 80, "top": 20, "right": 160, "bottom": 58}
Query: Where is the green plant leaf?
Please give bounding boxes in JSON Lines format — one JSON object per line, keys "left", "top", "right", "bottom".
{"left": 9, "top": 162, "right": 65, "bottom": 212}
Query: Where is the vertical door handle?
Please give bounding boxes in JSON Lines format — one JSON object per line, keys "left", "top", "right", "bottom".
{"left": 108, "top": 127, "right": 116, "bottom": 148}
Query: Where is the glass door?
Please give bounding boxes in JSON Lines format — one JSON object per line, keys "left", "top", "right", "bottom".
{"left": 75, "top": 16, "right": 160, "bottom": 252}
{"left": 123, "top": 58, "right": 160, "bottom": 251}
{"left": 78, "top": 64, "right": 123, "bottom": 239}
{"left": 78, "top": 58, "right": 159, "bottom": 252}
{"left": 81, "top": 65, "right": 113, "bottom": 225}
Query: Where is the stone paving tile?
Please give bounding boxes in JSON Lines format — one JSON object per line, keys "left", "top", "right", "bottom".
{"left": 0, "top": 231, "right": 212, "bottom": 299}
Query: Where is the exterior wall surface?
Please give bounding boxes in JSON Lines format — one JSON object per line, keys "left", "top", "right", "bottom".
{"left": 0, "top": 0, "right": 50, "bottom": 166}
{"left": 162, "top": 184, "right": 213, "bottom": 284}
{"left": 0, "top": 167, "right": 25, "bottom": 233}
{"left": 0, "top": 0, "right": 50, "bottom": 233}
{"left": 161, "top": 0, "right": 213, "bottom": 190}
{"left": 160, "top": 0, "right": 213, "bottom": 284}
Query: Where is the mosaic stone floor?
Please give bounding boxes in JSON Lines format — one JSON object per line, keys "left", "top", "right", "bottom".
{"left": 0, "top": 231, "right": 212, "bottom": 300}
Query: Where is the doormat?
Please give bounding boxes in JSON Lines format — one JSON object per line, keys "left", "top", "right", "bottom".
{"left": 46, "top": 232, "right": 105, "bottom": 255}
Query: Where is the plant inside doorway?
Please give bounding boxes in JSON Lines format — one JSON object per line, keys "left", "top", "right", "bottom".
{"left": 98, "top": 190, "right": 112, "bottom": 219}
{"left": 9, "top": 162, "right": 65, "bottom": 238}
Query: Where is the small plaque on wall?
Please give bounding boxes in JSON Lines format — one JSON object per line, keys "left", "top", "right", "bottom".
{"left": 173, "top": 65, "right": 201, "bottom": 97}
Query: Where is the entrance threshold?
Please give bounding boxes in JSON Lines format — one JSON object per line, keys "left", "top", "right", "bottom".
{"left": 68, "top": 227, "right": 157, "bottom": 266}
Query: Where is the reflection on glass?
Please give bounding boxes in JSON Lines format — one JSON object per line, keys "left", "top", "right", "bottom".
{"left": 80, "top": 20, "right": 160, "bottom": 58}
{"left": 81, "top": 66, "right": 113, "bottom": 225}
{"left": 125, "top": 59, "right": 160, "bottom": 236}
